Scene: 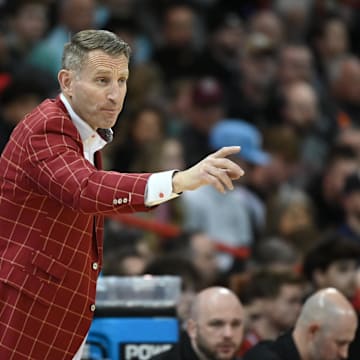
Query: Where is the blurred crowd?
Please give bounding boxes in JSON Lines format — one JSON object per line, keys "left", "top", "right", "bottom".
{"left": 0, "top": 0, "right": 359, "bottom": 358}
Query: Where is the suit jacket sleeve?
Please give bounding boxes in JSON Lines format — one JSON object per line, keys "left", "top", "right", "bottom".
{"left": 21, "top": 105, "right": 151, "bottom": 214}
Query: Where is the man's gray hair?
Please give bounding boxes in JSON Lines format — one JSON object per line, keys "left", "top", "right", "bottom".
{"left": 62, "top": 29, "right": 131, "bottom": 72}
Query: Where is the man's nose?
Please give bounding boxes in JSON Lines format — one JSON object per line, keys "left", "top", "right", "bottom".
{"left": 107, "top": 82, "right": 121, "bottom": 102}
{"left": 223, "top": 325, "right": 233, "bottom": 337}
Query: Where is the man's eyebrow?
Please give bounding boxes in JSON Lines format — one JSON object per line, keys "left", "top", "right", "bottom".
{"left": 94, "top": 69, "right": 129, "bottom": 76}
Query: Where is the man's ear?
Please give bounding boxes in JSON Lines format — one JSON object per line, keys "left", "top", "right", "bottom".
{"left": 307, "top": 323, "right": 320, "bottom": 340}
{"left": 186, "top": 319, "right": 197, "bottom": 340}
{"left": 58, "top": 69, "right": 73, "bottom": 97}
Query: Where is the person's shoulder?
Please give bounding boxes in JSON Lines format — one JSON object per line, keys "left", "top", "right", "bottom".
{"left": 243, "top": 340, "right": 281, "bottom": 360}
{"left": 22, "top": 97, "right": 78, "bottom": 141}
{"left": 25, "top": 97, "right": 66, "bottom": 125}
{"left": 150, "top": 344, "right": 180, "bottom": 360}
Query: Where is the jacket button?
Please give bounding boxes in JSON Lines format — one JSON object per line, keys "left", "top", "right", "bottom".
{"left": 90, "top": 304, "right": 96, "bottom": 312}
{"left": 92, "top": 262, "right": 98, "bottom": 270}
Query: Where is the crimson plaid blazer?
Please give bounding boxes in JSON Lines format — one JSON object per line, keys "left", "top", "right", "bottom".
{"left": 0, "top": 97, "right": 151, "bottom": 359}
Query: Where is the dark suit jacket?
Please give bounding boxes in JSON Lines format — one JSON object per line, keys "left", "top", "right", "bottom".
{"left": 151, "top": 332, "right": 199, "bottom": 360}
{"left": 243, "top": 332, "right": 301, "bottom": 360}
{"left": 151, "top": 331, "right": 240, "bottom": 360}
{"left": 0, "top": 97, "right": 151, "bottom": 359}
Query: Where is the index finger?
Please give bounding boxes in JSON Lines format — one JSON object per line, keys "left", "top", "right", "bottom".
{"left": 212, "top": 146, "right": 241, "bottom": 158}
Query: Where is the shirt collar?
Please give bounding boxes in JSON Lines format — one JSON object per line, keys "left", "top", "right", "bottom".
{"left": 60, "top": 93, "right": 113, "bottom": 149}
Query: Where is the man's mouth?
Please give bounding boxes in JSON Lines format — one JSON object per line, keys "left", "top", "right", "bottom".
{"left": 217, "top": 343, "right": 235, "bottom": 353}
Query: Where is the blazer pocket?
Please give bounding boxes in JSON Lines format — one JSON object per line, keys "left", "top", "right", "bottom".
{"left": 31, "top": 250, "right": 68, "bottom": 281}
{"left": 0, "top": 249, "right": 69, "bottom": 306}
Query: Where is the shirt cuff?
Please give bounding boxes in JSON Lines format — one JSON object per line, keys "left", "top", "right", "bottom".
{"left": 145, "top": 170, "right": 180, "bottom": 206}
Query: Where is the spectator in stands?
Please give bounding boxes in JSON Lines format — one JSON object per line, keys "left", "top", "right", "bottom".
{"left": 151, "top": 286, "right": 244, "bottom": 360}
{"left": 102, "top": 229, "right": 151, "bottom": 277}
{"left": 236, "top": 279, "right": 268, "bottom": 356}
{"left": 279, "top": 81, "right": 334, "bottom": 185}
{"left": 336, "top": 126, "right": 360, "bottom": 160}
{"left": 103, "top": 16, "right": 164, "bottom": 111}
{"left": 277, "top": 44, "right": 315, "bottom": 88}
{"left": 0, "top": 67, "right": 54, "bottom": 153}
{"left": 274, "top": 0, "right": 313, "bottom": 43}
{"left": 110, "top": 104, "right": 167, "bottom": 172}
{"left": 231, "top": 270, "right": 304, "bottom": 356}
{"left": 247, "top": 10, "right": 284, "bottom": 49}
{"left": 0, "top": 24, "right": 12, "bottom": 74}
{"left": 265, "top": 187, "right": 319, "bottom": 254}
{"left": 179, "top": 77, "right": 225, "bottom": 167}
{"left": 164, "top": 231, "right": 221, "bottom": 288}
{"left": 246, "top": 270, "right": 303, "bottom": 341}
{"left": 243, "top": 287, "right": 358, "bottom": 360}
{"left": 338, "top": 171, "right": 360, "bottom": 243}
{"left": 4, "top": 0, "right": 48, "bottom": 64}
{"left": 151, "top": 3, "right": 203, "bottom": 83}
{"left": 182, "top": 120, "right": 264, "bottom": 272}
{"left": 197, "top": 11, "right": 244, "bottom": 85}
{"left": 329, "top": 56, "right": 360, "bottom": 128}
{"left": 149, "top": 137, "right": 187, "bottom": 227}
{"left": 252, "top": 237, "right": 300, "bottom": 273}
{"left": 303, "top": 233, "right": 360, "bottom": 302}
{"left": 302, "top": 233, "right": 360, "bottom": 358}
{"left": 144, "top": 255, "right": 203, "bottom": 326}
{"left": 307, "top": 145, "right": 359, "bottom": 231}
{"left": 311, "top": 14, "right": 350, "bottom": 84}
{"left": 228, "top": 32, "right": 277, "bottom": 126}
{"left": 28, "top": 0, "right": 97, "bottom": 79}
{"left": 103, "top": 246, "right": 147, "bottom": 276}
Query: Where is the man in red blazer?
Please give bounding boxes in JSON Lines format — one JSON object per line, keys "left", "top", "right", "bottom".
{"left": 0, "top": 30, "right": 244, "bottom": 359}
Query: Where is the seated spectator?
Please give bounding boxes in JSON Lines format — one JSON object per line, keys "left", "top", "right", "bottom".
{"left": 247, "top": 10, "right": 284, "bottom": 48}
{"left": 178, "top": 76, "right": 225, "bottom": 167}
{"left": 329, "top": 56, "right": 360, "bottom": 128}
{"left": 4, "top": 0, "right": 48, "bottom": 63}
{"left": 338, "top": 171, "right": 360, "bottom": 243}
{"left": 276, "top": 44, "right": 316, "bottom": 89}
{"left": 252, "top": 237, "right": 301, "bottom": 273}
{"left": 231, "top": 269, "right": 304, "bottom": 356}
{"left": 303, "top": 233, "right": 360, "bottom": 359}
{"left": 163, "top": 231, "right": 221, "bottom": 288}
{"left": 311, "top": 14, "right": 351, "bottom": 84}
{"left": 336, "top": 126, "right": 360, "bottom": 160}
{"left": 182, "top": 119, "right": 268, "bottom": 272}
{"left": 265, "top": 187, "right": 319, "bottom": 254}
{"left": 110, "top": 104, "right": 167, "bottom": 172}
{"left": 0, "top": 67, "right": 54, "bottom": 153}
{"left": 307, "top": 144, "right": 359, "bottom": 231}
{"left": 236, "top": 278, "right": 268, "bottom": 356}
{"left": 103, "top": 247, "right": 148, "bottom": 276}
{"left": 102, "top": 226, "right": 153, "bottom": 276}
{"left": 151, "top": 3, "right": 203, "bottom": 83}
{"left": 144, "top": 255, "right": 203, "bottom": 327}
{"left": 279, "top": 81, "right": 335, "bottom": 185}
{"left": 197, "top": 11, "right": 244, "bottom": 85}
{"left": 27, "top": 0, "right": 97, "bottom": 80}
{"left": 243, "top": 288, "right": 358, "bottom": 360}
{"left": 242, "top": 270, "right": 304, "bottom": 342}
{"left": 228, "top": 32, "right": 277, "bottom": 126}
{"left": 303, "top": 233, "right": 360, "bottom": 301}
{"left": 151, "top": 286, "right": 244, "bottom": 360}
